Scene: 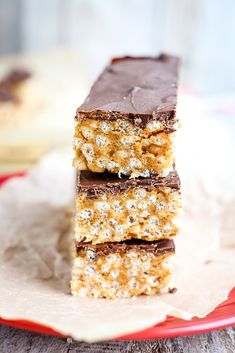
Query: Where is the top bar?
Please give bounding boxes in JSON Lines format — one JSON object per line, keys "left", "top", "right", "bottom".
{"left": 74, "top": 54, "right": 180, "bottom": 177}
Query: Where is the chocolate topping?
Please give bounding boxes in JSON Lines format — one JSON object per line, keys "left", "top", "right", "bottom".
{"left": 1, "top": 69, "right": 31, "bottom": 87}
{"left": 78, "top": 170, "right": 180, "bottom": 198}
{"left": 76, "top": 239, "right": 175, "bottom": 257}
{"left": 0, "top": 85, "right": 17, "bottom": 103}
{"left": 77, "top": 54, "right": 179, "bottom": 127}
{"left": 0, "top": 68, "right": 31, "bottom": 103}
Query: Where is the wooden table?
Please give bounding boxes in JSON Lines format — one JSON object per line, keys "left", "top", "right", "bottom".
{"left": 0, "top": 325, "right": 234, "bottom": 352}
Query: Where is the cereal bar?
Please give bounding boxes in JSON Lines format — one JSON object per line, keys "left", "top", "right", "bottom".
{"left": 75, "top": 171, "right": 181, "bottom": 244}
{"left": 73, "top": 55, "right": 179, "bottom": 178}
{"left": 71, "top": 239, "right": 175, "bottom": 299}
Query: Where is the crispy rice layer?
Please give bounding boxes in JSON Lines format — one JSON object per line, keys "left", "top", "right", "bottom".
{"left": 73, "top": 117, "right": 177, "bottom": 178}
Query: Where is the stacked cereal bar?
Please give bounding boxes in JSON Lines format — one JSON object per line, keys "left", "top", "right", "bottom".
{"left": 72, "top": 239, "right": 175, "bottom": 298}
{"left": 0, "top": 69, "right": 41, "bottom": 128}
{"left": 72, "top": 54, "right": 181, "bottom": 298}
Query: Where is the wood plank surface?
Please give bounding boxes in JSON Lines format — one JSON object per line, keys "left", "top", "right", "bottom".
{"left": 0, "top": 326, "right": 234, "bottom": 353}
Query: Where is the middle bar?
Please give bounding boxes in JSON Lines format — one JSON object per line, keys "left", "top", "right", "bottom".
{"left": 75, "top": 170, "right": 181, "bottom": 244}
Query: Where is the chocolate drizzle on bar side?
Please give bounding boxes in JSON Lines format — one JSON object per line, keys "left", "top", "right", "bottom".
{"left": 76, "top": 54, "right": 179, "bottom": 128}
{"left": 78, "top": 170, "right": 180, "bottom": 198}
{"left": 76, "top": 239, "right": 175, "bottom": 257}
{"left": 0, "top": 69, "right": 31, "bottom": 103}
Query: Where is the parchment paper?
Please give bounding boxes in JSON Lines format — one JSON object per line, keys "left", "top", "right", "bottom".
{"left": 0, "top": 99, "right": 235, "bottom": 342}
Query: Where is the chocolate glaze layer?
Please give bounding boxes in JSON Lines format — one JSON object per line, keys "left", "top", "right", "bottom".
{"left": 78, "top": 170, "right": 180, "bottom": 198}
{"left": 0, "top": 85, "right": 17, "bottom": 103}
{"left": 76, "top": 54, "right": 180, "bottom": 127}
{"left": 0, "top": 68, "right": 31, "bottom": 103}
{"left": 1, "top": 69, "right": 31, "bottom": 87}
{"left": 76, "top": 239, "right": 175, "bottom": 257}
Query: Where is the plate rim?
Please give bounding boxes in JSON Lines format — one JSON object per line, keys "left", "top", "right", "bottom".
{"left": 118, "top": 287, "right": 235, "bottom": 339}
{"left": 0, "top": 288, "right": 234, "bottom": 340}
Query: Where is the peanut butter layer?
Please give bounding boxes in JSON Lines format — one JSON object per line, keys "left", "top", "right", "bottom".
{"left": 71, "top": 239, "right": 175, "bottom": 299}
{"left": 74, "top": 55, "right": 179, "bottom": 177}
{"left": 75, "top": 171, "right": 181, "bottom": 244}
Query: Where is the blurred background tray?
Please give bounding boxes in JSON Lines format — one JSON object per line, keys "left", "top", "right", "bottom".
{"left": 0, "top": 50, "right": 88, "bottom": 174}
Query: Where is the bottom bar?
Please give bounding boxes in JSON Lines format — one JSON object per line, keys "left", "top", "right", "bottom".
{"left": 71, "top": 239, "right": 175, "bottom": 299}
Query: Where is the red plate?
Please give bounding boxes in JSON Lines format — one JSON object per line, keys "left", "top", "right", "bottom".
{"left": 1, "top": 173, "right": 235, "bottom": 340}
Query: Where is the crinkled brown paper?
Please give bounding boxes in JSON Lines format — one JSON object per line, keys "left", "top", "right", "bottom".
{"left": 0, "top": 108, "right": 235, "bottom": 342}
